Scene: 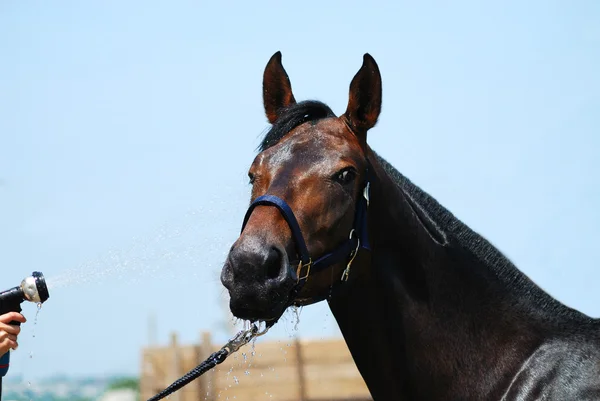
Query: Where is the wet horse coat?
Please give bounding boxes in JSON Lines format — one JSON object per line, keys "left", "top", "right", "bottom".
{"left": 221, "top": 52, "right": 600, "bottom": 400}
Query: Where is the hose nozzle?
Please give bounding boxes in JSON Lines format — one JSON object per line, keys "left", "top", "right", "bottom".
{"left": 20, "top": 271, "right": 50, "bottom": 304}
{"left": 0, "top": 271, "right": 50, "bottom": 313}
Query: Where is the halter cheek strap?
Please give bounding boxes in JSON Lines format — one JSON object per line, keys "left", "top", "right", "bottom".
{"left": 240, "top": 167, "right": 372, "bottom": 304}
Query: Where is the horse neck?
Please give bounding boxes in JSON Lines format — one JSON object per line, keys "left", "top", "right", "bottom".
{"left": 326, "top": 150, "right": 583, "bottom": 400}
{"left": 326, "top": 251, "right": 411, "bottom": 400}
{"left": 326, "top": 151, "right": 439, "bottom": 400}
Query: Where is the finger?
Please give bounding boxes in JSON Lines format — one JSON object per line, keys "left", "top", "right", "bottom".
{"left": 0, "top": 312, "right": 26, "bottom": 324}
{"left": 0, "top": 323, "right": 21, "bottom": 336}
{"left": 0, "top": 338, "right": 17, "bottom": 351}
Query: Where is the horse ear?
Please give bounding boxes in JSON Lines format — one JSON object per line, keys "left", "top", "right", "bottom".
{"left": 263, "top": 51, "right": 297, "bottom": 124}
{"left": 342, "top": 53, "right": 382, "bottom": 137}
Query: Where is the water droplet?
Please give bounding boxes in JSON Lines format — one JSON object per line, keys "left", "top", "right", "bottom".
{"left": 292, "top": 305, "right": 301, "bottom": 331}
{"left": 244, "top": 370, "right": 250, "bottom": 375}
{"left": 233, "top": 376, "right": 239, "bottom": 384}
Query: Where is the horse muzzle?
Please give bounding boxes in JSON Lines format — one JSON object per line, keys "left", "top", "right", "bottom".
{"left": 220, "top": 239, "right": 298, "bottom": 323}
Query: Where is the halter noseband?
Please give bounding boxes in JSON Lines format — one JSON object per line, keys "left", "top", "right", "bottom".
{"left": 240, "top": 166, "right": 372, "bottom": 306}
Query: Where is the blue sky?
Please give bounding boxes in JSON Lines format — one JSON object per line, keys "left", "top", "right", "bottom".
{"left": 1, "top": 0, "right": 598, "bottom": 381}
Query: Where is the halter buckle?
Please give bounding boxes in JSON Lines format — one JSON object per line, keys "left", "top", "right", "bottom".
{"left": 297, "top": 258, "right": 313, "bottom": 282}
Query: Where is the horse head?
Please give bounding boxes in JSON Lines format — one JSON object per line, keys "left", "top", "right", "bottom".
{"left": 221, "top": 51, "right": 382, "bottom": 323}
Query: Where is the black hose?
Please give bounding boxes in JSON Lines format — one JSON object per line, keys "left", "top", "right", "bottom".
{"left": 147, "top": 348, "right": 229, "bottom": 401}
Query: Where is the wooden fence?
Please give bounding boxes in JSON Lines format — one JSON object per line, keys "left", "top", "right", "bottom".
{"left": 140, "top": 331, "right": 373, "bottom": 401}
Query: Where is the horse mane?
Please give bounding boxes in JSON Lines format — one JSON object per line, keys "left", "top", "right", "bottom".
{"left": 374, "top": 152, "right": 589, "bottom": 322}
{"left": 259, "top": 100, "right": 336, "bottom": 151}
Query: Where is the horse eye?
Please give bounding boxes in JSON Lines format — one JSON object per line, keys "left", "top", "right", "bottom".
{"left": 335, "top": 169, "right": 356, "bottom": 185}
{"left": 248, "top": 172, "right": 255, "bottom": 184}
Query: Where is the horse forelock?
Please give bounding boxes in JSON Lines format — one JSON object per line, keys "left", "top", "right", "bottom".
{"left": 259, "top": 100, "right": 336, "bottom": 152}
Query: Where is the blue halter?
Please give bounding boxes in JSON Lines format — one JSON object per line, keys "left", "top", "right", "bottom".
{"left": 240, "top": 168, "right": 372, "bottom": 305}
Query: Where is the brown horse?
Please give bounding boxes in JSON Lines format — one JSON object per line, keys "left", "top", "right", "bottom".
{"left": 220, "top": 52, "right": 600, "bottom": 400}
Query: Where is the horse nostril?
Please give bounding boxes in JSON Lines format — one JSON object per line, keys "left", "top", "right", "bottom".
{"left": 220, "top": 263, "right": 234, "bottom": 289}
{"left": 265, "top": 247, "right": 283, "bottom": 280}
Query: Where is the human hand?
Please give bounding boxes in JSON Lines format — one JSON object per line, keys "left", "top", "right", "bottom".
{"left": 0, "top": 312, "right": 26, "bottom": 355}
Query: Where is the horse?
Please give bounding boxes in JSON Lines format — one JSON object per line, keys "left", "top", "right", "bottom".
{"left": 220, "top": 51, "right": 600, "bottom": 400}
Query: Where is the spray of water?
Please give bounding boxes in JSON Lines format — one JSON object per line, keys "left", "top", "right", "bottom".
{"left": 45, "top": 190, "right": 246, "bottom": 291}
{"left": 45, "top": 213, "right": 193, "bottom": 289}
